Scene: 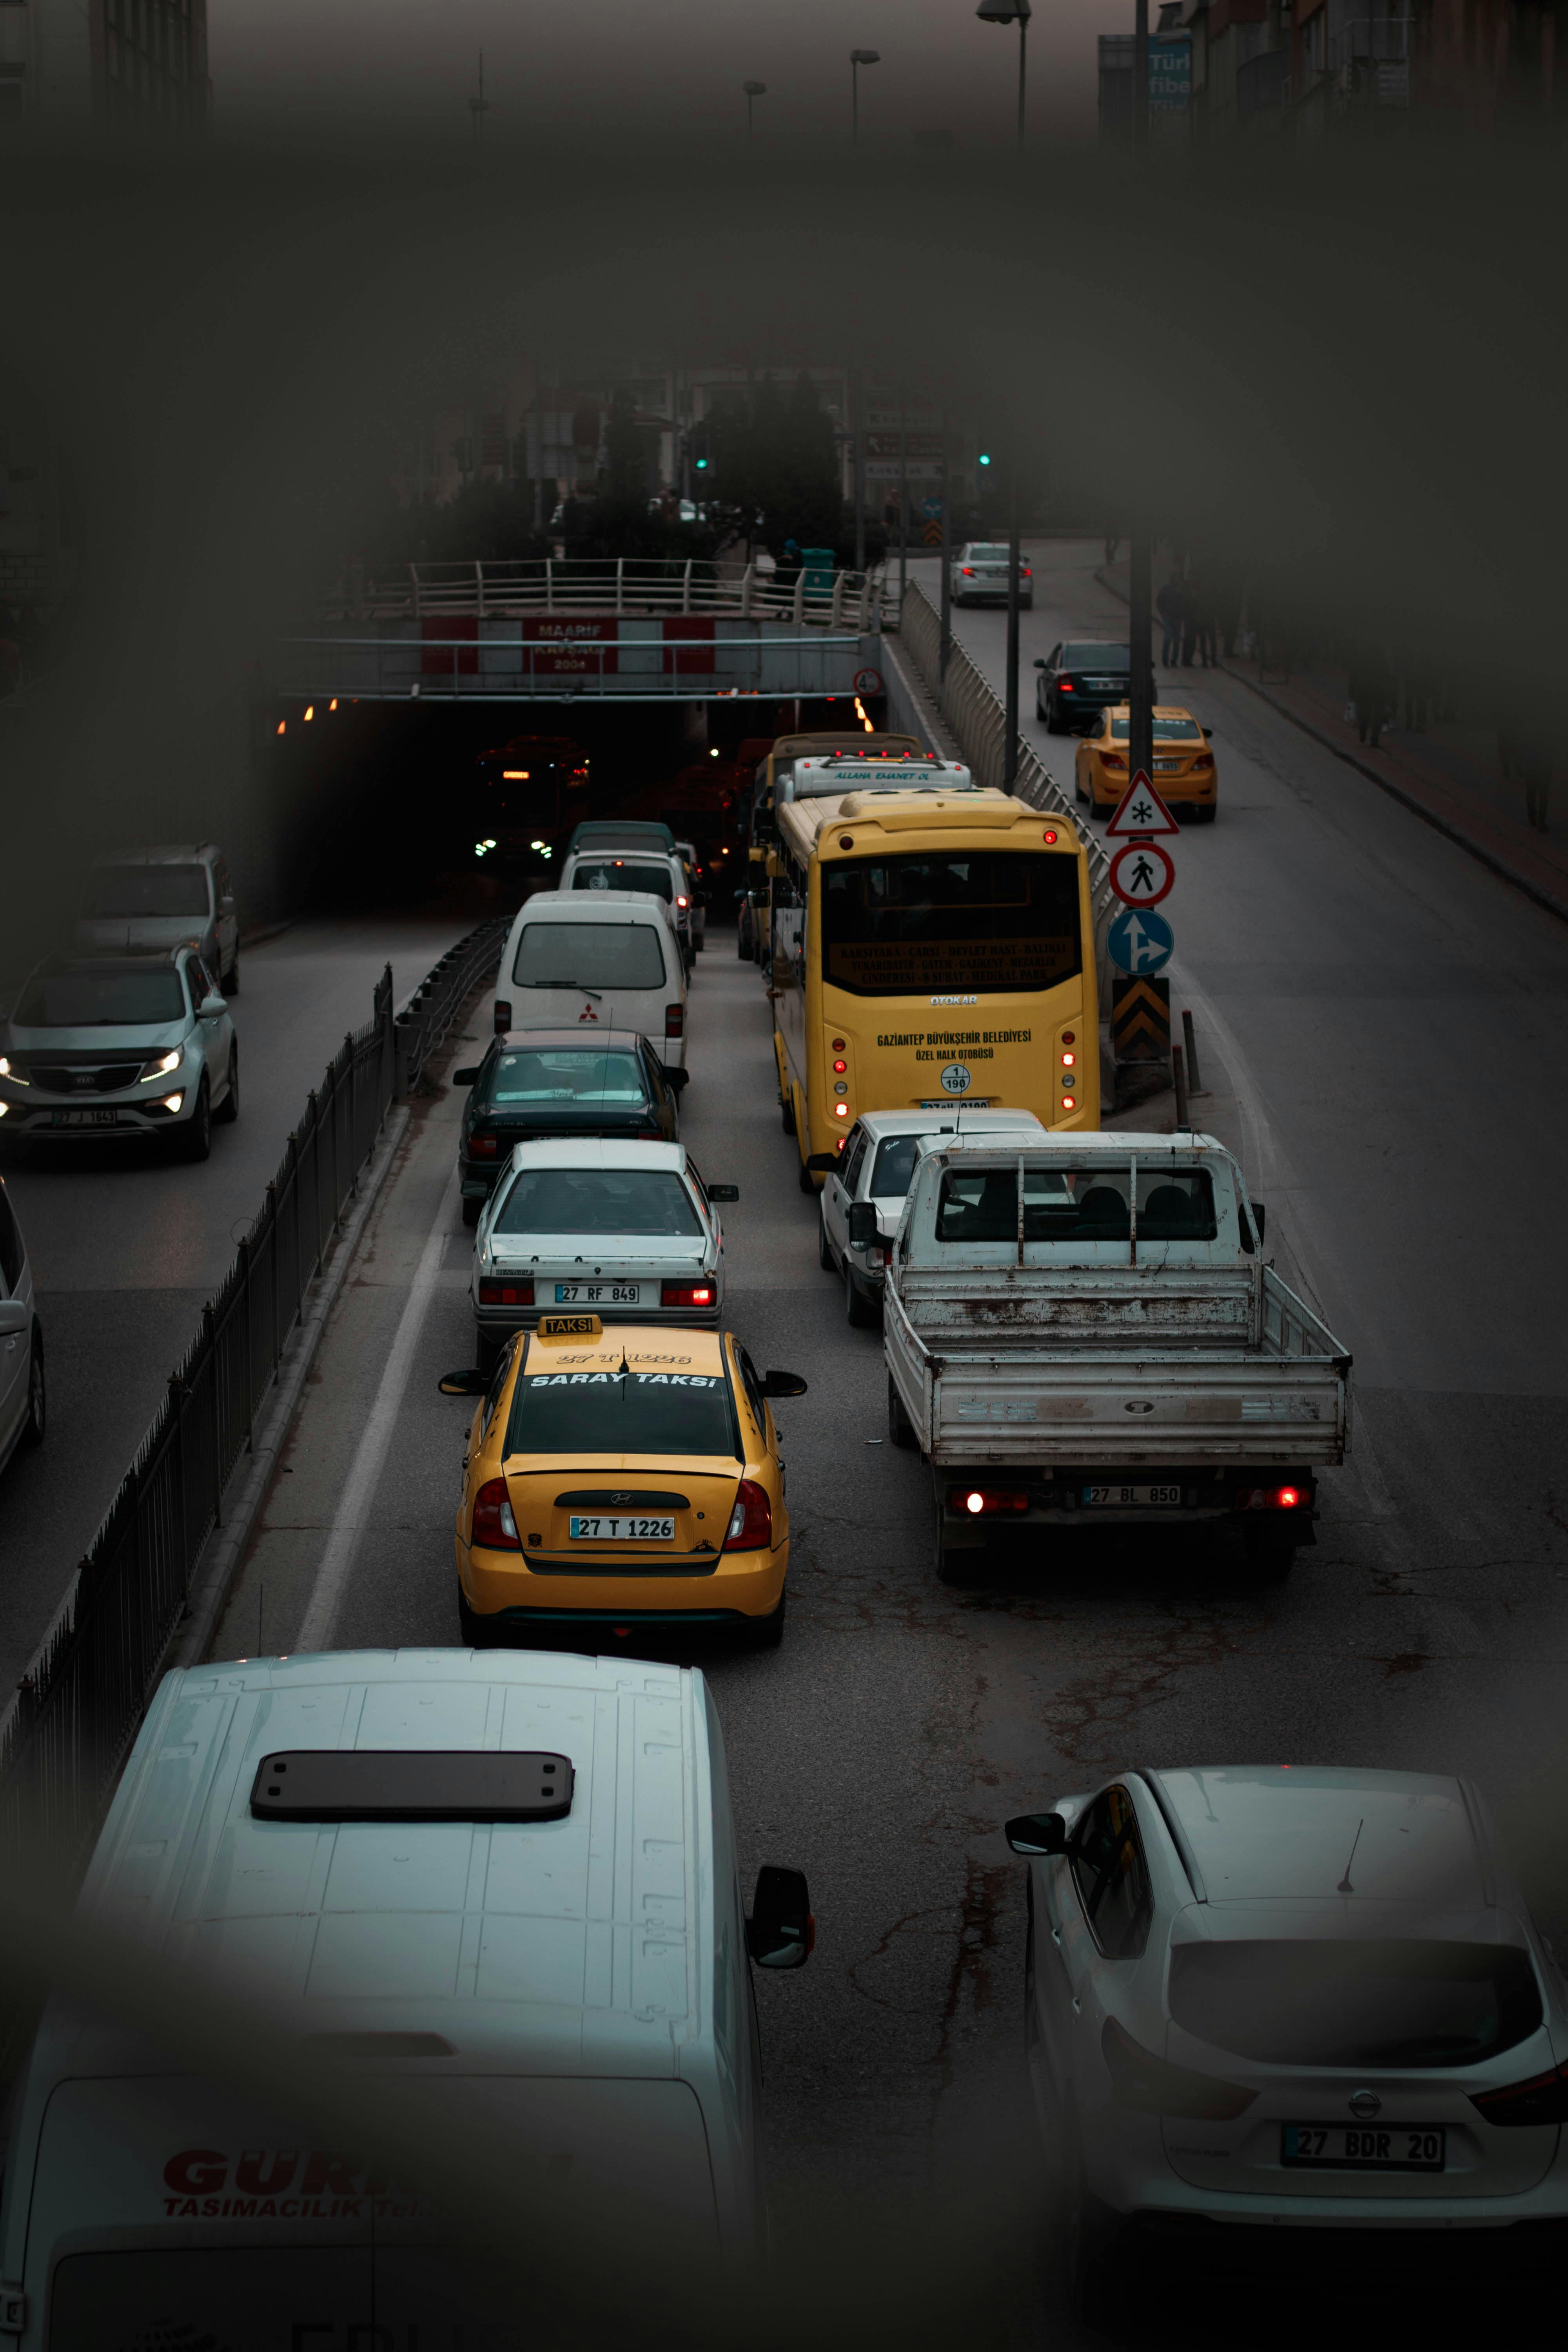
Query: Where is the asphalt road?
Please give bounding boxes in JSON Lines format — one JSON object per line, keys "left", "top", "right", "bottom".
{"left": 205, "top": 606, "right": 1568, "bottom": 2332}
{"left": 0, "top": 914, "right": 469, "bottom": 1694}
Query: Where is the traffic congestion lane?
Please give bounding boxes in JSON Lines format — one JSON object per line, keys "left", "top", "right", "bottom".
{"left": 0, "top": 913, "right": 466, "bottom": 1696}
{"left": 207, "top": 929, "right": 1568, "bottom": 2338}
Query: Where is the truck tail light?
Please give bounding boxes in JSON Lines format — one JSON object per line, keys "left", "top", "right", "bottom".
{"left": 661, "top": 1281, "right": 716, "bottom": 1308}
{"left": 1102, "top": 2018, "right": 1257, "bottom": 2120}
{"left": 724, "top": 1479, "right": 773, "bottom": 1551}
{"left": 665, "top": 1003, "right": 684, "bottom": 1039}
{"left": 469, "top": 1134, "right": 499, "bottom": 1158}
{"left": 471, "top": 1477, "right": 521, "bottom": 1551}
{"left": 1234, "top": 1485, "right": 1304, "bottom": 1511}
{"left": 494, "top": 1000, "right": 512, "bottom": 1033}
{"left": 951, "top": 1488, "right": 1029, "bottom": 1517}
{"left": 478, "top": 1279, "right": 534, "bottom": 1307}
{"left": 1469, "top": 2063, "right": 1568, "bottom": 2128}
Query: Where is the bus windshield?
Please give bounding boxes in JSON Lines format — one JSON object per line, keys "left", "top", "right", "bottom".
{"left": 820, "top": 851, "right": 1081, "bottom": 997}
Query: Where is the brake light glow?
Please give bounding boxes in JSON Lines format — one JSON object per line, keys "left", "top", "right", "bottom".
{"left": 478, "top": 1278, "right": 534, "bottom": 1307}
{"left": 469, "top": 1134, "right": 498, "bottom": 1158}
{"left": 1059, "top": 680, "right": 1074, "bottom": 692}
{"left": 724, "top": 1479, "right": 773, "bottom": 1551}
{"left": 1061, "top": 1051, "right": 1076, "bottom": 1067}
{"left": 471, "top": 1477, "right": 521, "bottom": 1551}
{"left": 1234, "top": 1485, "right": 1305, "bottom": 1511}
{"left": 1060, "top": 1096, "right": 1076, "bottom": 1111}
{"left": 661, "top": 1280, "right": 716, "bottom": 1308}
{"left": 1043, "top": 829, "right": 1057, "bottom": 843}
{"left": 833, "top": 1058, "right": 847, "bottom": 1074}
{"left": 953, "top": 1488, "right": 1029, "bottom": 1517}
{"left": 677, "top": 895, "right": 689, "bottom": 908}
{"left": 1470, "top": 2062, "right": 1568, "bottom": 2128}
{"left": 665, "top": 1004, "right": 684, "bottom": 1038}
{"left": 1102, "top": 2018, "right": 1257, "bottom": 2119}
{"left": 834, "top": 1103, "right": 848, "bottom": 1118}
{"left": 961, "top": 566, "right": 975, "bottom": 576}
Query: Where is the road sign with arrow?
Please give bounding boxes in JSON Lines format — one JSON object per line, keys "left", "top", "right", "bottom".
{"left": 1107, "top": 906, "right": 1175, "bottom": 976}
{"left": 1105, "top": 769, "right": 1180, "bottom": 838}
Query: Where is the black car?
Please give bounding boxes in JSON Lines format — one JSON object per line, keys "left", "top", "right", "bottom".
{"left": 1034, "top": 641, "right": 1152, "bottom": 734}
{"left": 452, "top": 1027, "right": 685, "bottom": 1227}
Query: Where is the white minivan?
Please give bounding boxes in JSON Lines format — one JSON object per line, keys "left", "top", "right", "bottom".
{"left": 0, "top": 1648, "right": 814, "bottom": 2346}
{"left": 493, "top": 889, "right": 689, "bottom": 1069}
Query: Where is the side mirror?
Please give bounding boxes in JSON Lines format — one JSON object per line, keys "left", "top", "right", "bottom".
{"left": 1254, "top": 1203, "right": 1266, "bottom": 1241}
{"left": 438, "top": 1368, "right": 490, "bottom": 1396}
{"left": 662, "top": 1064, "right": 690, "bottom": 1091}
{"left": 760, "top": 1369, "right": 808, "bottom": 1399}
{"left": 452, "top": 1066, "right": 480, "bottom": 1087}
{"left": 198, "top": 993, "right": 227, "bottom": 1020}
{"left": 847, "top": 1201, "right": 879, "bottom": 1248}
{"left": 1033, "top": 658, "right": 1046, "bottom": 670}
{"left": 1005, "top": 1811, "right": 1069, "bottom": 1857}
{"left": 746, "top": 1864, "right": 813, "bottom": 1969}
{"left": 0, "top": 1298, "right": 28, "bottom": 1338}
{"left": 706, "top": 1182, "right": 739, "bottom": 1202}
{"left": 219, "top": 893, "right": 236, "bottom": 917}
{"left": 806, "top": 1151, "right": 842, "bottom": 1173}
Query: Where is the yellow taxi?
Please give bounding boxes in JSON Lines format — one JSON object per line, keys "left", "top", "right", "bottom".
{"left": 441, "top": 1314, "right": 804, "bottom": 1650}
{"left": 1074, "top": 704, "right": 1218, "bottom": 822}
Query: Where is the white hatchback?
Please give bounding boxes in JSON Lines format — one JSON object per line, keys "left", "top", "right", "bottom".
{"left": 1005, "top": 1765, "right": 1568, "bottom": 2303}
{"left": 472, "top": 1136, "right": 737, "bottom": 1364}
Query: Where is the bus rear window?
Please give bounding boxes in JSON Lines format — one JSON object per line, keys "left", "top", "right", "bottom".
{"left": 821, "top": 851, "right": 1081, "bottom": 998}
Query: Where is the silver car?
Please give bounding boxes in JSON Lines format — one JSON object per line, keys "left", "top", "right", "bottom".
{"left": 0, "top": 948, "right": 238, "bottom": 1162}
{"left": 77, "top": 842, "right": 240, "bottom": 994}
{"left": 472, "top": 1137, "right": 737, "bottom": 1367}
{"left": 0, "top": 1174, "right": 45, "bottom": 1474}
{"left": 950, "top": 541, "right": 1033, "bottom": 608}
{"left": 811, "top": 1106, "right": 1047, "bottom": 1326}
{"left": 1006, "top": 1764, "right": 1568, "bottom": 2308}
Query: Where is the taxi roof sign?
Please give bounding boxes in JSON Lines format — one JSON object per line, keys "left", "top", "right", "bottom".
{"left": 535, "top": 1313, "right": 603, "bottom": 1343}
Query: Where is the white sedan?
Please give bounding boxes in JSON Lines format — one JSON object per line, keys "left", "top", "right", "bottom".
{"left": 471, "top": 1137, "right": 737, "bottom": 1367}
{"left": 950, "top": 541, "right": 1033, "bottom": 608}
{"left": 1006, "top": 1764, "right": 1568, "bottom": 2307}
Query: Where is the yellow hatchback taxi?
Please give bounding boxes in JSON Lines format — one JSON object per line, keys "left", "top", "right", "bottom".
{"left": 1074, "top": 703, "right": 1218, "bottom": 821}
{"left": 442, "top": 1314, "right": 804, "bottom": 1651}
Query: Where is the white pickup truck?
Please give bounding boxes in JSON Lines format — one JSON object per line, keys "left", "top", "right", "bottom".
{"left": 870, "top": 1131, "right": 1350, "bottom": 1582}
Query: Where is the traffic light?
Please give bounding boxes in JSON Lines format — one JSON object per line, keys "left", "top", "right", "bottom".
{"left": 978, "top": 451, "right": 993, "bottom": 468}
{"left": 690, "top": 422, "right": 712, "bottom": 478}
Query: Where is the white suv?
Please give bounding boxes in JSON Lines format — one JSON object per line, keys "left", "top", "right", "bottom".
{"left": 77, "top": 842, "right": 240, "bottom": 994}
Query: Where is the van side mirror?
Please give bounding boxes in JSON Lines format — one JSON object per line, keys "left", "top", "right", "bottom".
{"left": 1005, "top": 1811, "right": 1069, "bottom": 1857}
{"left": 438, "top": 1368, "right": 490, "bottom": 1396}
{"left": 219, "top": 893, "right": 236, "bottom": 916}
{"left": 0, "top": 1299, "right": 28, "bottom": 1338}
{"left": 806, "top": 1152, "right": 842, "bottom": 1173}
{"left": 662, "top": 1064, "right": 690, "bottom": 1091}
{"left": 760, "top": 1370, "right": 808, "bottom": 1399}
{"left": 706, "top": 1182, "right": 739, "bottom": 1202}
{"left": 452, "top": 1067, "right": 480, "bottom": 1086}
{"left": 847, "top": 1201, "right": 879, "bottom": 1248}
{"left": 746, "top": 1864, "right": 813, "bottom": 1969}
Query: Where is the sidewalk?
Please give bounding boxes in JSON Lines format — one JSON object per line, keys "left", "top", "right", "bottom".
{"left": 1093, "top": 563, "right": 1568, "bottom": 927}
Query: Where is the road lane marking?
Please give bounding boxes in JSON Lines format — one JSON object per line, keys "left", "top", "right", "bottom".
{"left": 294, "top": 1168, "right": 459, "bottom": 1653}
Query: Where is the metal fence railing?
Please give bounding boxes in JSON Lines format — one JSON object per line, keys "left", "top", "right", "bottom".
{"left": 0, "top": 916, "right": 507, "bottom": 1902}
{"left": 273, "top": 633, "right": 869, "bottom": 706}
{"left": 897, "top": 581, "right": 1116, "bottom": 1000}
{"left": 322, "top": 557, "right": 890, "bottom": 632}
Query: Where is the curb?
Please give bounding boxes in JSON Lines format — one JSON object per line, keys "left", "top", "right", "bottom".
{"left": 237, "top": 918, "right": 297, "bottom": 953}
{"left": 171, "top": 1102, "right": 412, "bottom": 1670}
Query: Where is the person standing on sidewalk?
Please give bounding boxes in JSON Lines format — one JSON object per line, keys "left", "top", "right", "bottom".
{"left": 1187, "top": 568, "right": 1217, "bottom": 668}
{"left": 1348, "top": 650, "right": 1393, "bottom": 750}
{"left": 1156, "top": 570, "right": 1184, "bottom": 667}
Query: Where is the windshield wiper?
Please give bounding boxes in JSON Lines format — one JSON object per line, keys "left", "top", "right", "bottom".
{"left": 517, "top": 980, "right": 603, "bottom": 998}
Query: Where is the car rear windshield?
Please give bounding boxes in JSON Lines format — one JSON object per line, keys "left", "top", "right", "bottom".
{"left": 15, "top": 967, "right": 187, "bottom": 1027}
{"left": 1063, "top": 644, "right": 1130, "bottom": 668}
{"left": 511, "top": 922, "right": 666, "bottom": 991}
{"left": 572, "top": 860, "right": 673, "bottom": 902}
{"left": 83, "top": 864, "right": 210, "bottom": 918}
{"left": 932, "top": 1165, "right": 1216, "bottom": 1243}
{"left": 506, "top": 1363, "right": 738, "bottom": 1457}
{"left": 494, "top": 1169, "right": 703, "bottom": 1238}
{"left": 965, "top": 545, "right": 1009, "bottom": 561}
{"left": 821, "top": 850, "right": 1081, "bottom": 998}
{"left": 1169, "top": 1939, "right": 1544, "bottom": 2068}
{"left": 1110, "top": 718, "right": 1204, "bottom": 740}
{"left": 484, "top": 1049, "right": 647, "bottom": 1109}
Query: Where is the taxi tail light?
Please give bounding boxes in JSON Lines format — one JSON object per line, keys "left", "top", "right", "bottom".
{"left": 469, "top": 1134, "right": 499, "bottom": 1159}
{"left": 665, "top": 1003, "right": 684, "bottom": 1039}
{"left": 661, "top": 1281, "right": 716, "bottom": 1308}
{"left": 1234, "top": 1485, "right": 1304, "bottom": 1512}
{"left": 1102, "top": 752, "right": 1128, "bottom": 771}
{"left": 951, "top": 1487, "right": 1029, "bottom": 1517}
{"left": 1194, "top": 753, "right": 1215, "bottom": 769}
{"left": 478, "top": 1278, "right": 534, "bottom": 1307}
{"left": 494, "top": 1000, "right": 512, "bottom": 1033}
{"left": 724, "top": 1479, "right": 772, "bottom": 1551}
{"left": 1102, "top": 2018, "right": 1257, "bottom": 2120}
{"left": 471, "top": 1478, "right": 521, "bottom": 1551}
{"left": 1469, "top": 2062, "right": 1568, "bottom": 2128}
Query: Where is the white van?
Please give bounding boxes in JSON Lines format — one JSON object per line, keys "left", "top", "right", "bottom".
{"left": 557, "top": 846, "right": 694, "bottom": 969}
{"left": 0, "top": 1649, "right": 813, "bottom": 2346}
{"left": 493, "top": 889, "right": 688, "bottom": 1069}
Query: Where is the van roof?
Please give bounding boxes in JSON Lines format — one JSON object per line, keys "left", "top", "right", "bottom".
{"left": 75, "top": 1650, "right": 714, "bottom": 2073}
{"left": 514, "top": 891, "right": 674, "bottom": 924}
{"left": 566, "top": 820, "right": 675, "bottom": 851}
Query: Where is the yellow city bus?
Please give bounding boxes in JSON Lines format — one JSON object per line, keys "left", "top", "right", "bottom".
{"left": 770, "top": 788, "right": 1100, "bottom": 1187}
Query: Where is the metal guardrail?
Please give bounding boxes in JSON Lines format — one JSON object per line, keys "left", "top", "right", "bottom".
{"left": 0, "top": 918, "right": 506, "bottom": 1903}
{"left": 897, "top": 582, "right": 1116, "bottom": 1002}
{"left": 325, "top": 557, "right": 889, "bottom": 632}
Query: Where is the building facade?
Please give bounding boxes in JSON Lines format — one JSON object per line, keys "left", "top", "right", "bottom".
{"left": 0, "top": 0, "right": 209, "bottom": 127}
{"left": 1179, "top": 0, "right": 1563, "bottom": 132}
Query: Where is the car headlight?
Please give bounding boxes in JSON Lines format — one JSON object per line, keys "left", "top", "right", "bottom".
{"left": 0, "top": 1056, "right": 24, "bottom": 1085}
{"left": 138, "top": 1049, "right": 184, "bottom": 1084}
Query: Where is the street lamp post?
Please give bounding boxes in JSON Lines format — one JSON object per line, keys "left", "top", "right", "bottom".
{"left": 1127, "top": 0, "right": 1154, "bottom": 794}
{"left": 975, "top": 0, "right": 1030, "bottom": 145}
{"left": 850, "top": 49, "right": 880, "bottom": 146}
{"left": 743, "top": 80, "right": 766, "bottom": 136}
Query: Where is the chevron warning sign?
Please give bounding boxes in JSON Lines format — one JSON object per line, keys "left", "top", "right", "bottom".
{"left": 1112, "top": 975, "right": 1171, "bottom": 1066}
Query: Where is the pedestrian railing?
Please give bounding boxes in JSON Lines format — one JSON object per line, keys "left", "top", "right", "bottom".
{"left": 896, "top": 582, "right": 1116, "bottom": 998}
{"left": 0, "top": 917, "right": 507, "bottom": 1928}
{"left": 323, "top": 556, "right": 891, "bottom": 633}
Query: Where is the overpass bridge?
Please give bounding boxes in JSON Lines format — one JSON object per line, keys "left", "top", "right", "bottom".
{"left": 276, "top": 555, "right": 892, "bottom": 705}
